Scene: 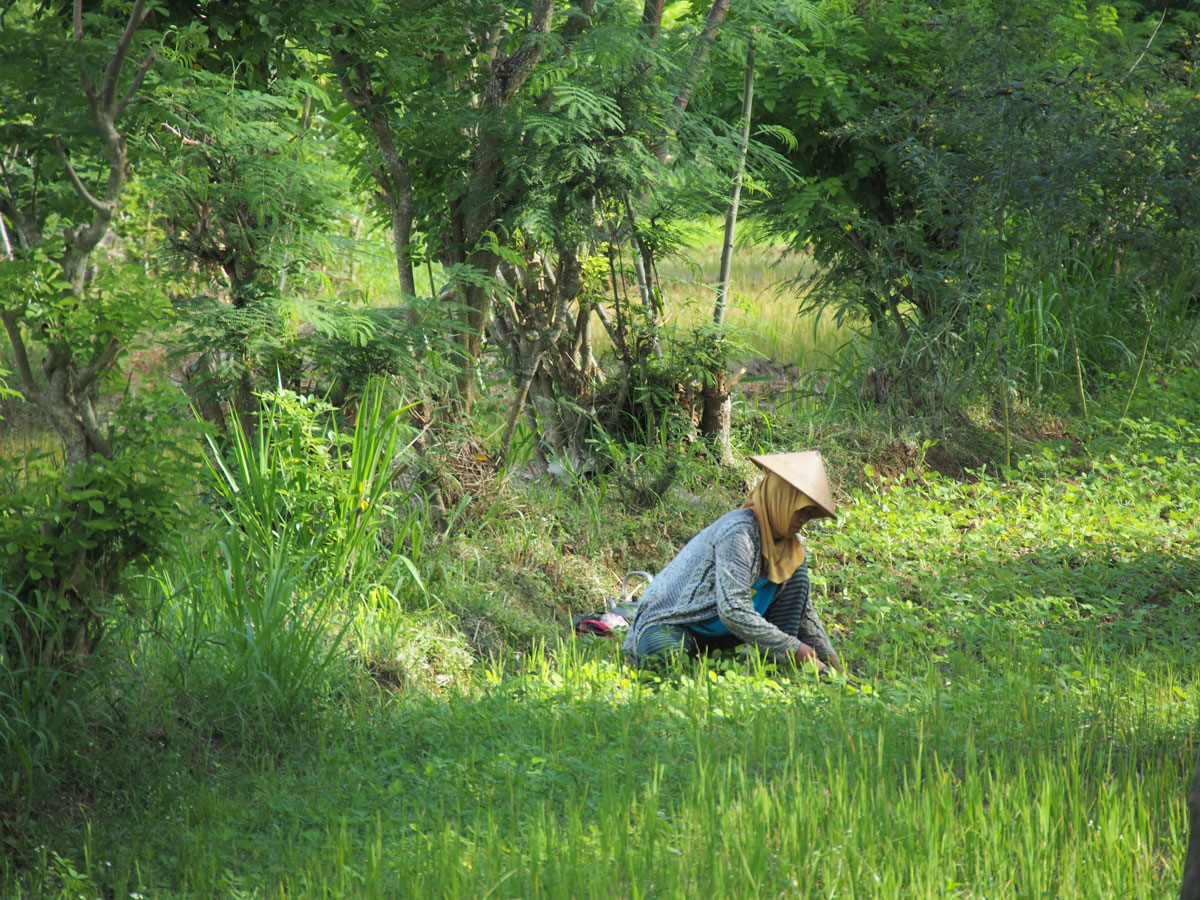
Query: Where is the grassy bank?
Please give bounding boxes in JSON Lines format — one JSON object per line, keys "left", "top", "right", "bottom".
{"left": 5, "top": 369, "right": 1198, "bottom": 899}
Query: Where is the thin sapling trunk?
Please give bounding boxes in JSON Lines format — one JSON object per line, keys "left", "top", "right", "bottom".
{"left": 702, "top": 34, "right": 754, "bottom": 464}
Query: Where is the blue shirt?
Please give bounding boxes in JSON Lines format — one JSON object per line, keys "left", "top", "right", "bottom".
{"left": 689, "top": 578, "right": 778, "bottom": 636}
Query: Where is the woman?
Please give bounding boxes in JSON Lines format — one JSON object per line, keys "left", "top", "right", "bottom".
{"left": 623, "top": 451, "right": 843, "bottom": 672}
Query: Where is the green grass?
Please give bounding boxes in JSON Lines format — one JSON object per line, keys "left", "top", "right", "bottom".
{"left": 656, "top": 241, "right": 849, "bottom": 365}
{"left": 0, "top": 417, "right": 62, "bottom": 466}
{"left": 4, "top": 305, "right": 1200, "bottom": 900}
{"left": 6, "top": 370, "right": 1199, "bottom": 899}
{"left": 592, "top": 216, "right": 852, "bottom": 367}
{"left": 9, "top": 637, "right": 1194, "bottom": 898}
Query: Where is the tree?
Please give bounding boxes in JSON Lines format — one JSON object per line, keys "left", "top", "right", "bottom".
{"left": 0, "top": 0, "right": 188, "bottom": 666}
{"left": 701, "top": 30, "right": 756, "bottom": 464}
{"left": 320, "top": 0, "right": 562, "bottom": 409}
{"left": 309, "top": 0, "right": 748, "bottom": 458}
{"left": 737, "top": 0, "right": 1200, "bottom": 410}
{"left": 0, "top": 0, "right": 157, "bottom": 466}
{"left": 145, "top": 72, "right": 348, "bottom": 430}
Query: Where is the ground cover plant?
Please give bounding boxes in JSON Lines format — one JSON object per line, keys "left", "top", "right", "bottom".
{"left": 3, "top": 370, "right": 1197, "bottom": 899}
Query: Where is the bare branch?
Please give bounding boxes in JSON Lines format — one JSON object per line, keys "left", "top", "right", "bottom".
{"left": 77, "top": 394, "right": 113, "bottom": 459}
{"left": 592, "top": 298, "right": 619, "bottom": 347}
{"left": 72, "top": 0, "right": 82, "bottom": 41}
{"left": 117, "top": 49, "right": 157, "bottom": 118}
{"left": 159, "top": 122, "right": 204, "bottom": 147}
{"left": 1122, "top": 9, "right": 1166, "bottom": 82}
{"left": 98, "top": 0, "right": 149, "bottom": 113}
{"left": 1, "top": 308, "right": 38, "bottom": 394}
{"left": 74, "top": 336, "right": 120, "bottom": 395}
{"left": 0, "top": 205, "right": 13, "bottom": 259}
{"left": 53, "top": 141, "right": 115, "bottom": 214}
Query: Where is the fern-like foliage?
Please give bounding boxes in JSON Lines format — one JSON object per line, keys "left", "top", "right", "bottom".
{"left": 146, "top": 71, "right": 347, "bottom": 297}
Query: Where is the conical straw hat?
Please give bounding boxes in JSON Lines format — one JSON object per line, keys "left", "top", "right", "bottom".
{"left": 748, "top": 450, "right": 836, "bottom": 519}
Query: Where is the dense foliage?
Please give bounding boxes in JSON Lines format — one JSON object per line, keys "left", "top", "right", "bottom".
{"left": 726, "top": 0, "right": 1200, "bottom": 411}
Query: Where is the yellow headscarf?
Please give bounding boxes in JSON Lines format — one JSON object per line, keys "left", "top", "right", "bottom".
{"left": 742, "top": 472, "right": 815, "bottom": 584}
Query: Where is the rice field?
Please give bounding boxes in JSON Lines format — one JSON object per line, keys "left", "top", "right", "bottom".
{"left": 15, "top": 634, "right": 1191, "bottom": 899}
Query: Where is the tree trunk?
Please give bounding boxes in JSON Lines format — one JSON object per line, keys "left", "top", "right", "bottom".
{"left": 333, "top": 55, "right": 417, "bottom": 299}
{"left": 1, "top": 0, "right": 150, "bottom": 468}
{"left": 701, "top": 33, "right": 752, "bottom": 462}
{"left": 699, "top": 366, "right": 732, "bottom": 464}
{"left": 0, "top": 0, "right": 152, "bottom": 668}
{"left": 659, "top": 0, "right": 732, "bottom": 158}
{"left": 498, "top": 246, "right": 583, "bottom": 462}
{"left": 641, "top": 0, "right": 667, "bottom": 39}
{"left": 714, "top": 34, "right": 754, "bottom": 326}
{"left": 446, "top": 0, "right": 555, "bottom": 411}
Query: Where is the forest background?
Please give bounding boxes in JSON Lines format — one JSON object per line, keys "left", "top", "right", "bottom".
{"left": 2, "top": 0, "right": 1200, "bottom": 897}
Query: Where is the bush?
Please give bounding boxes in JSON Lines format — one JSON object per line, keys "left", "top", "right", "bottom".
{"left": 140, "top": 378, "right": 435, "bottom": 731}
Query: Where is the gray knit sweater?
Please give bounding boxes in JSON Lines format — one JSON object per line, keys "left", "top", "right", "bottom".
{"left": 623, "top": 508, "right": 819, "bottom": 662}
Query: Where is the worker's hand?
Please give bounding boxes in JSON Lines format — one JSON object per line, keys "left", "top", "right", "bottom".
{"left": 827, "top": 653, "right": 845, "bottom": 674}
{"left": 793, "top": 643, "right": 826, "bottom": 673}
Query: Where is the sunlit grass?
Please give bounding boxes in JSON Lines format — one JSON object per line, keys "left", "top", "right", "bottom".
{"left": 12, "top": 635, "right": 1193, "bottom": 898}
{"left": 5, "top": 288, "right": 1199, "bottom": 900}
{"left": 8, "top": 377, "right": 1199, "bottom": 898}
{"left": 657, "top": 239, "right": 850, "bottom": 366}
{"left": 0, "top": 425, "right": 60, "bottom": 459}
{"left": 0, "top": 419, "right": 64, "bottom": 474}
{"left": 585, "top": 218, "right": 854, "bottom": 367}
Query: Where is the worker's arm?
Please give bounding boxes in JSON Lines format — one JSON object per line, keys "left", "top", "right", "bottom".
{"left": 713, "top": 527, "right": 803, "bottom": 663}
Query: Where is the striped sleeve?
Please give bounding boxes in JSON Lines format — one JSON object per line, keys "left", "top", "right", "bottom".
{"left": 713, "top": 528, "right": 802, "bottom": 661}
